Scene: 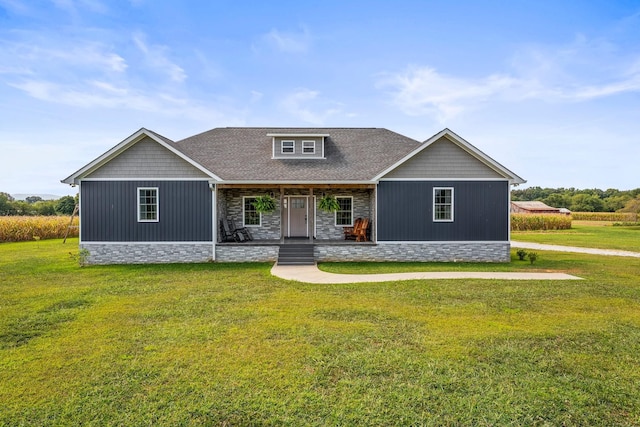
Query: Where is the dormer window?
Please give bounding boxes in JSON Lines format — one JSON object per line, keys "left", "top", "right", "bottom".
{"left": 302, "top": 141, "right": 315, "bottom": 154}
{"left": 269, "top": 133, "right": 329, "bottom": 159}
{"left": 281, "top": 140, "right": 294, "bottom": 154}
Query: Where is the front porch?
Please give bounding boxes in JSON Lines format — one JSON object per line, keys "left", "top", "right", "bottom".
{"left": 215, "top": 184, "right": 376, "bottom": 244}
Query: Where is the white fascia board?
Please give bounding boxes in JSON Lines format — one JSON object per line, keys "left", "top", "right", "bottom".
{"left": 379, "top": 178, "right": 509, "bottom": 182}
{"left": 61, "top": 128, "right": 222, "bottom": 185}
{"left": 78, "top": 178, "right": 214, "bottom": 182}
{"left": 371, "top": 128, "right": 526, "bottom": 185}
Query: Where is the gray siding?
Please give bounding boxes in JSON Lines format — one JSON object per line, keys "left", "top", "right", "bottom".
{"left": 81, "top": 180, "right": 212, "bottom": 242}
{"left": 87, "top": 136, "right": 210, "bottom": 179}
{"left": 377, "top": 181, "right": 509, "bottom": 241}
{"left": 383, "top": 136, "right": 504, "bottom": 179}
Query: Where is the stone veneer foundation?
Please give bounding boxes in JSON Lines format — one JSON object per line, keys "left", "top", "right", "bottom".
{"left": 81, "top": 241, "right": 510, "bottom": 264}
{"left": 315, "top": 242, "right": 511, "bottom": 263}
{"left": 81, "top": 243, "right": 213, "bottom": 265}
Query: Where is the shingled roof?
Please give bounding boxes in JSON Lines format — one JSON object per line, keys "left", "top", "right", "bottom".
{"left": 173, "top": 127, "right": 421, "bottom": 182}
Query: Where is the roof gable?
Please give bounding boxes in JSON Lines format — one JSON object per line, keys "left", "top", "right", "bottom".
{"left": 61, "top": 128, "right": 220, "bottom": 184}
{"left": 86, "top": 136, "right": 212, "bottom": 180}
{"left": 374, "top": 128, "right": 526, "bottom": 184}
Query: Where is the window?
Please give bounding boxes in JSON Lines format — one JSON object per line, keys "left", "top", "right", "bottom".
{"left": 302, "top": 140, "right": 315, "bottom": 154}
{"left": 281, "top": 140, "right": 294, "bottom": 154}
{"left": 335, "top": 196, "right": 353, "bottom": 226}
{"left": 243, "top": 196, "right": 261, "bottom": 226}
{"left": 138, "top": 187, "right": 158, "bottom": 222}
{"left": 433, "top": 187, "right": 454, "bottom": 222}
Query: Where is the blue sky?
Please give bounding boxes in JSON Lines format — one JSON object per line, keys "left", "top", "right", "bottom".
{"left": 1, "top": 0, "right": 639, "bottom": 197}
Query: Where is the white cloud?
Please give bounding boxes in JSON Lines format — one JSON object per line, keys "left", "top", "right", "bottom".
{"left": 378, "top": 67, "right": 520, "bottom": 121}
{"left": 261, "top": 27, "right": 310, "bottom": 53}
{"left": 132, "top": 31, "right": 186, "bottom": 83}
{"left": 379, "top": 40, "right": 640, "bottom": 122}
{"left": 280, "top": 88, "right": 342, "bottom": 125}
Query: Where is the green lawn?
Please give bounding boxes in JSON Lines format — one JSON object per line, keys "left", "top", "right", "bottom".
{"left": 512, "top": 221, "right": 640, "bottom": 252}
{"left": 1, "top": 238, "right": 640, "bottom": 425}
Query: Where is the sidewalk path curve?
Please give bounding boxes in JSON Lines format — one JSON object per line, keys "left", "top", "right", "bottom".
{"left": 271, "top": 264, "right": 582, "bottom": 284}
{"left": 511, "top": 241, "right": 640, "bottom": 258}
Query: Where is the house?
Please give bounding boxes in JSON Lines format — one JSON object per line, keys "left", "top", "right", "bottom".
{"left": 511, "top": 201, "right": 569, "bottom": 215}
{"left": 62, "top": 127, "right": 526, "bottom": 264}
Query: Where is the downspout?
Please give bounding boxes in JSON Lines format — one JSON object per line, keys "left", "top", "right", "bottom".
{"left": 210, "top": 181, "right": 216, "bottom": 261}
{"left": 507, "top": 180, "right": 512, "bottom": 243}
{"left": 309, "top": 187, "right": 314, "bottom": 241}
{"left": 280, "top": 185, "right": 285, "bottom": 243}
{"left": 77, "top": 181, "right": 82, "bottom": 245}
{"left": 373, "top": 184, "right": 377, "bottom": 243}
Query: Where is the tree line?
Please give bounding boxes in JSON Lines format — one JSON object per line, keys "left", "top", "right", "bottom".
{"left": 512, "top": 187, "right": 640, "bottom": 213}
{"left": 0, "top": 193, "right": 77, "bottom": 216}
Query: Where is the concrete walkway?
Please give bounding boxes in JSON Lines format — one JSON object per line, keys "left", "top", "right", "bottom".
{"left": 271, "top": 264, "right": 582, "bottom": 284}
{"left": 511, "top": 241, "right": 640, "bottom": 258}
{"left": 270, "top": 241, "right": 640, "bottom": 284}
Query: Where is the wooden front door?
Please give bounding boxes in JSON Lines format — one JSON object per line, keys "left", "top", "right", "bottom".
{"left": 289, "top": 197, "right": 308, "bottom": 237}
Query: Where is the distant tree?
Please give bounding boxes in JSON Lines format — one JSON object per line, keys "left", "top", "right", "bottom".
{"left": 570, "top": 194, "right": 604, "bottom": 212}
{"left": 0, "top": 193, "right": 12, "bottom": 215}
{"left": 543, "top": 193, "right": 572, "bottom": 209}
{"left": 619, "top": 196, "right": 640, "bottom": 214}
{"left": 34, "top": 200, "right": 57, "bottom": 216}
{"left": 11, "top": 200, "right": 37, "bottom": 215}
{"left": 55, "top": 196, "right": 76, "bottom": 216}
{"left": 0, "top": 192, "right": 14, "bottom": 202}
{"left": 25, "top": 196, "right": 43, "bottom": 204}
{"left": 512, "top": 187, "right": 640, "bottom": 213}
{"left": 603, "top": 195, "right": 631, "bottom": 212}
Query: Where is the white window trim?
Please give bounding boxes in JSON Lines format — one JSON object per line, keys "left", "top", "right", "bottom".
{"left": 242, "top": 196, "right": 262, "bottom": 227}
{"left": 281, "top": 140, "right": 295, "bottom": 154}
{"left": 137, "top": 187, "right": 159, "bottom": 223}
{"left": 433, "top": 187, "right": 454, "bottom": 222}
{"left": 334, "top": 196, "right": 354, "bottom": 227}
{"left": 302, "top": 140, "right": 316, "bottom": 154}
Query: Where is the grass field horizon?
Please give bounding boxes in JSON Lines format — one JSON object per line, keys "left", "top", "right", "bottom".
{"left": 1, "top": 229, "right": 639, "bottom": 425}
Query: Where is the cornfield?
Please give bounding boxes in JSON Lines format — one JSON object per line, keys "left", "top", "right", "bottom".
{"left": 0, "top": 216, "right": 79, "bottom": 242}
{"left": 571, "top": 212, "right": 638, "bottom": 222}
{"left": 511, "top": 214, "right": 572, "bottom": 231}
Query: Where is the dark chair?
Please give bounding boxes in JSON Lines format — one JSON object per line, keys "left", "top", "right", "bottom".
{"left": 219, "top": 219, "right": 243, "bottom": 242}
{"left": 229, "top": 218, "right": 253, "bottom": 241}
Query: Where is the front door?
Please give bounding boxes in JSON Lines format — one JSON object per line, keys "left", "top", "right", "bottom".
{"left": 289, "top": 197, "right": 308, "bottom": 237}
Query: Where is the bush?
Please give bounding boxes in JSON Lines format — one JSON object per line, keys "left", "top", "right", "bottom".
{"left": 511, "top": 214, "right": 572, "bottom": 231}
{"left": 0, "top": 216, "right": 79, "bottom": 242}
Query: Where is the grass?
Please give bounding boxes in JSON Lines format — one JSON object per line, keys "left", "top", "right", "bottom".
{"left": 1, "top": 238, "right": 640, "bottom": 425}
{"left": 512, "top": 221, "right": 640, "bottom": 252}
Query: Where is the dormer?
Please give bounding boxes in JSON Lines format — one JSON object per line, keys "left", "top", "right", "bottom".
{"left": 268, "top": 133, "right": 329, "bottom": 159}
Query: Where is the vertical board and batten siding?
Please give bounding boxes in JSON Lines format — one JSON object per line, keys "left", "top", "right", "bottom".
{"left": 86, "top": 136, "right": 210, "bottom": 179}
{"left": 81, "top": 180, "right": 212, "bottom": 242}
{"left": 377, "top": 181, "right": 509, "bottom": 241}
{"left": 383, "top": 137, "right": 505, "bottom": 179}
